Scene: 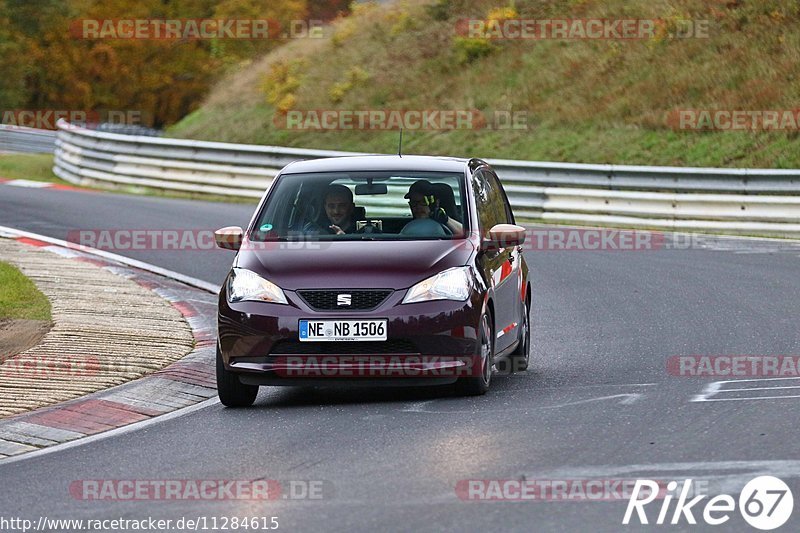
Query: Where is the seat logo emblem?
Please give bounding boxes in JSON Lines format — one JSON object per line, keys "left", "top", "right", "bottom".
{"left": 337, "top": 294, "right": 351, "bottom": 306}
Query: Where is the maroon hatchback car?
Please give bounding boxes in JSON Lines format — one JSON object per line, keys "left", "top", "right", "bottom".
{"left": 214, "top": 155, "right": 531, "bottom": 406}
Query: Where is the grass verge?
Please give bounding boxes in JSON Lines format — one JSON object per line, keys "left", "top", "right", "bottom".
{"left": 0, "top": 261, "right": 51, "bottom": 321}
{"left": 0, "top": 153, "right": 70, "bottom": 185}
{"left": 168, "top": 0, "right": 800, "bottom": 169}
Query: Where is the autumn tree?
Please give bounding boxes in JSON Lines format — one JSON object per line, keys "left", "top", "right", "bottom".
{"left": 3, "top": 0, "right": 311, "bottom": 127}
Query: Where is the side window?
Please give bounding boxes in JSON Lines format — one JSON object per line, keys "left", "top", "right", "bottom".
{"left": 474, "top": 169, "right": 505, "bottom": 234}
{"left": 486, "top": 170, "right": 515, "bottom": 224}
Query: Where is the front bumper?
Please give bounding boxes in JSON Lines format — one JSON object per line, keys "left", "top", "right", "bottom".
{"left": 218, "top": 287, "right": 483, "bottom": 385}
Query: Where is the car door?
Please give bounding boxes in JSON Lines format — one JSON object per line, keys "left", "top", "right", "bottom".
{"left": 473, "top": 168, "right": 518, "bottom": 354}
{"left": 487, "top": 168, "right": 524, "bottom": 348}
{"left": 486, "top": 169, "right": 522, "bottom": 349}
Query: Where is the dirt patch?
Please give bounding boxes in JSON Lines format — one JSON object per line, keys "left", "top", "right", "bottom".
{"left": 0, "top": 318, "right": 51, "bottom": 363}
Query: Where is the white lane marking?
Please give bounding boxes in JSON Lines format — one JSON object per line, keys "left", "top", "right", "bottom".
{"left": 543, "top": 393, "right": 642, "bottom": 409}
{"left": 401, "top": 392, "right": 645, "bottom": 414}
{"left": 4, "top": 179, "right": 52, "bottom": 188}
{"left": 710, "top": 376, "right": 800, "bottom": 384}
{"left": 522, "top": 460, "right": 800, "bottom": 495}
{"left": 399, "top": 384, "right": 655, "bottom": 413}
{"left": 692, "top": 381, "right": 722, "bottom": 402}
{"left": 0, "top": 397, "right": 220, "bottom": 468}
{"left": 693, "top": 395, "right": 800, "bottom": 402}
{"left": 526, "top": 459, "right": 800, "bottom": 477}
{"left": 0, "top": 225, "right": 219, "bottom": 293}
{"left": 692, "top": 377, "right": 800, "bottom": 402}
{"left": 717, "top": 385, "right": 800, "bottom": 392}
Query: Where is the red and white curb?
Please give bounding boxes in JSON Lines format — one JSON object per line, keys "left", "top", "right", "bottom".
{"left": 0, "top": 228, "right": 220, "bottom": 460}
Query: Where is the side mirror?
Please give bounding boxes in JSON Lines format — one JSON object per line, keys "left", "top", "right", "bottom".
{"left": 214, "top": 226, "right": 243, "bottom": 251}
{"left": 481, "top": 224, "right": 526, "bottom": 251}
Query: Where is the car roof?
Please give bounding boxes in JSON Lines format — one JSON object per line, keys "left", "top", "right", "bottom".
{"left": 279, "top": 155, "right": 475, "bottom": 175}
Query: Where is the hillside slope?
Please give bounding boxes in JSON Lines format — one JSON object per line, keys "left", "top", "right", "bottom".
{"left": 169, "top": 0, "right": 800, "bottom": 168}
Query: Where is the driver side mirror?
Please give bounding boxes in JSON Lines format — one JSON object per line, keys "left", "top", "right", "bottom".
{"left": 214, "top": 226, "right": 243, "bottom": 251}
{"left": 481, "top": 224, "right": 526, "bottom": 251}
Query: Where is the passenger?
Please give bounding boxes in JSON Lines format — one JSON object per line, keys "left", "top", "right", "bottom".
{"left": 404, "top": 180, "right": 463, "bottom": 235}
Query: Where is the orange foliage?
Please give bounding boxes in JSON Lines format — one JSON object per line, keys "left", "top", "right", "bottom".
{"left": 2, "top": 0, "right": 314, "bottom": 127}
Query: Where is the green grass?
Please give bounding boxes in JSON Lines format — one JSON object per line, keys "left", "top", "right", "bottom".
{"left": 168, "top": 0, "right": 800, "bottom": 168}
{"left": 0, "top": 153, "right": 68, "bottom": 184}
{"left": 0, "top": 261, "right": 51, "bottom": 321}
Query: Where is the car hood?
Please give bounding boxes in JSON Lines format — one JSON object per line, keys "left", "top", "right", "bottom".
{"left": 236, "top": 239, "right": 476, "bottom": 290}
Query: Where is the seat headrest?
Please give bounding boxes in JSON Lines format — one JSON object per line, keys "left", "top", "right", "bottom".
{"left": 431, "top": 183, "right": 458, "bottom": 221}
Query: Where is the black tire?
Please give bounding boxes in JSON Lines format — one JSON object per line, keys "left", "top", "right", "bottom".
{"left": 455, "top": 313, "right": 493, "bottom": 396}
{"left": 508, "top": 295, "right": 531, "bottom": 373}
{"left": 216, "top": 345, "right": 258, "bottom": 407}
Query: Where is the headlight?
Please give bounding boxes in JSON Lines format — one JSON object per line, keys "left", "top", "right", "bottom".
{"left": 402, "top": 266, "right": 472, "bottom": 304}
{"left": 227, "top": 268, "right": 288, "bottom": 305}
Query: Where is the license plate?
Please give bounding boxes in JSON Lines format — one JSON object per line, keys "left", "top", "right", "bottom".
{"left": 299, "top": 319, "right": 387, "bottom": 342}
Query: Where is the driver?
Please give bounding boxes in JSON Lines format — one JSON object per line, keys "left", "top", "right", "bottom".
{"left": 323, "top": 184, "right": 356, "bottom": 234}
{"left": 404, "top": 180, "right": 463, "bottom": 235}
{"left": 305, "top": 184, "right": 356, "bottom": 235}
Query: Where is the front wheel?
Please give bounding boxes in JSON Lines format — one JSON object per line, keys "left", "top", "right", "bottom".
{"left": 455, "top": 313, "right": 493, "bottom": 396}
{"left": 216, "top": 345, "right": 259, "bottom": 407}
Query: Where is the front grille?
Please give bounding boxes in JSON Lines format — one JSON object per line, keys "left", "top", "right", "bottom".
{"left": 270, "top": 339, "right": 419, "bottom": 355}
{"left": 297, "top": 289, "right": 392, "bottom": 311}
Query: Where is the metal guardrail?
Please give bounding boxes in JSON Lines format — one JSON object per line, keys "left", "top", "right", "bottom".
{"left": 0, "top": 125, "right": 57, "bottom": 154}
{"left": 53, "top": 120, "right": 800, "bottom": 237}
{"left": 0, "top": 124, "right": 160, "bottom": 154}
{"left": 53, "top": 120, "right": 360, "bottom": 198}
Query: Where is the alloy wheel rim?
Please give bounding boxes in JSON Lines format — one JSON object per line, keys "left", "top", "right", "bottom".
{"left": 481, "top": 316, "right": 492, "bottom": 384}
{"left": 522, "top": 307, "right": 530, "bottom": 363}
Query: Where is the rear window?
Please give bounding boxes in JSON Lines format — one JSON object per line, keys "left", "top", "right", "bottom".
{"left": 251, "top": 171, "right": 468, "bottom": 241}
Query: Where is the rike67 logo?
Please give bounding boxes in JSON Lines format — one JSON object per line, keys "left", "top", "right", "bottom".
{"left": 623, "top": 477, "right": 793, "bottom": 530}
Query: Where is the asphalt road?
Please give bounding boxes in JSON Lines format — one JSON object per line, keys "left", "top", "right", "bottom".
{"left": 2, "top": 184, "right": 800, "bottom": 532}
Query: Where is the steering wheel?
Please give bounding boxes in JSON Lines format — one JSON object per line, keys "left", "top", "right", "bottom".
{"left": 356, "top": 222, "right": 382, "bottom": 234}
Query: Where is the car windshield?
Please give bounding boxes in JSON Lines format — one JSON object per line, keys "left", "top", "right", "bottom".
{"left": 251, "top": 171, "right": 468, "bottom": 241}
